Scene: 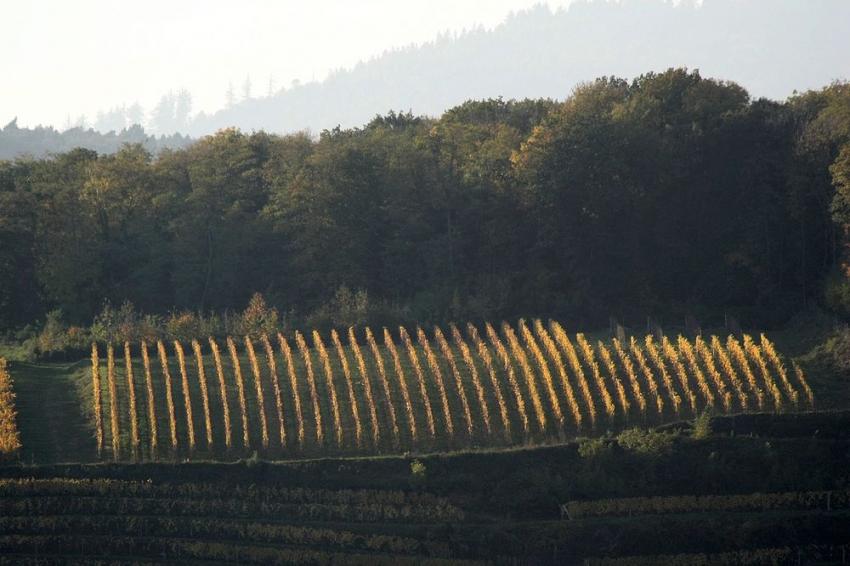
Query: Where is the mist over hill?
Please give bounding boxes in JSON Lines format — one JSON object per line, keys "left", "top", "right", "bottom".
{"left": 0, "top": 120, "right": 192, "bottom": 161}
{"left": 186, "top": 0, "right": 849, "bottom": 136}
{"left": 3, "top": 0, "right": 847, "bottom": 159}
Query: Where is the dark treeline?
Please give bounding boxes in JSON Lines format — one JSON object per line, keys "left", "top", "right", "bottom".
{"left": 0, "top": 119, "right": 192, "bottom": 161}
{"left": 2, "top": 70, "right": 850, "bottom": 335}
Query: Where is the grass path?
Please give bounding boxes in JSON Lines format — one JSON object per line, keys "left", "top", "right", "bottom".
{"left": 10, "top": 361, "right": 95, "bottom": 464}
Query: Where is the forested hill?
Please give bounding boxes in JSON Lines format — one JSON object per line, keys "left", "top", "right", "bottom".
{"left": 0, "top": 120, "right": 192, "bottom": 161}
{"left": 187, "top": 0, "right": 850, "bottom": 136}
{"left": 1, "top": 70, "right": 850, "bottom": 334}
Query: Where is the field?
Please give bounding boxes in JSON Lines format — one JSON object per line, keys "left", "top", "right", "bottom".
{"left": 0, "top": 410, "right": 849, "bottom": 563}
{"left": 78, "top": 320, "right": 810, "bottom": 461}
{"left": 1, "top": 320, "right": 847, "bottom": 563}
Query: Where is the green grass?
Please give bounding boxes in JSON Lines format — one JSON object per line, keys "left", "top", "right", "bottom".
{"left": 8, "top": 360, "right": 95, "bottom": 465}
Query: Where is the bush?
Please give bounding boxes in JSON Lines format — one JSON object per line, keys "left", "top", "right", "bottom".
{"left": 233, "top": 293, "right": 279, "bottom": 336}
{"left": 410, "top": 459, "right": 427, "bottom": 486}
{"left": 692, "top": 412, "right": 712, "bottom": 440}
{"left": 306, "top": 285, "right": 410, "bottom": 332}
{"left": 823, "top": 269, "right": 850, "bottom": 318}
{"left": 36, "top": 310, "right": 67, "bottom": 356}
{"left": 578, "top": 437, "right": 613, "bottom": 460}
{"left": 616, "top": 428, "right": 676, "bottom": 457}
{"left": 91, "top": 301, "right": 143, "bottom": 343}
{"left": 831, "top": 328, "right": 850, "bottom": 375}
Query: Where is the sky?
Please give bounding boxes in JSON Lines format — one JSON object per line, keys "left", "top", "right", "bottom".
{"left": 2, "top": 0, "right": 576, "bottom": 129}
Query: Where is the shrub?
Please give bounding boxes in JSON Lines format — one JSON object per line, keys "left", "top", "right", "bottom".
{"left": 616, "top": 428, "right": 675, "bottom": 457}
{"left": 91, "top": 301, "right": 141, "bottom": 343}
{"left": 823, "top": 269, "right": 850, "bottom": 318}
{"left": 36, "top": 310, "right": 68, "bottom": 357}
{"left": 410, "top": 458, "right": 427, "bottom": 487}
{"left": 692, "top": 412, "right": 712, "bottom": 440}
{"left": 235, "top": 293, "right": 279, "bottom": 336}
{"left": 578, "top": 437, "right": 612, "bottom": 460}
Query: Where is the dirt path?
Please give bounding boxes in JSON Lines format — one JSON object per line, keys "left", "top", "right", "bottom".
{"left": 10, "top": 361, "right": 97, "bottom": 464}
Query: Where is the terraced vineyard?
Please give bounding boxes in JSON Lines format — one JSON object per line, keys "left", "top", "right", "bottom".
{"left": 570, "top": 491, "right": 850, "bottom": 565}
{"left": 1, "top": 415, "right": 849, "bottom": 565}
{"left": 85, "top": 320, "right": 811, "bottom": 460}
{"left": 0, "top": 477, "right": 471, "bottom": 565}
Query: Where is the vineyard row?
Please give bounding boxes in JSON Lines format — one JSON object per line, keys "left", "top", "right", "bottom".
{"left": 88, "top": 320, "right": 813, "bottom": 459}
{"left": 0, "top": 358, "right": 21, "bottom": 460}
{"left": 563, "top": 489, "right": 850, "bottom": 519}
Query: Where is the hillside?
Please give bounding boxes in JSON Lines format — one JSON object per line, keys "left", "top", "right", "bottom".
{"left": 188, "top": 0, "right": 850, "bottom": 136}
{"left": 1, "top": 410, "right": 849, "bottom": 563}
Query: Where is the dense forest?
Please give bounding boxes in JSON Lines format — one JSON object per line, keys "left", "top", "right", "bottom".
{"left": 1, "top": 69, "right": 849, "bottom": 338}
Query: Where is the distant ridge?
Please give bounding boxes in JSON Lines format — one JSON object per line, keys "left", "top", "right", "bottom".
{"left": 186, "top": 0, "right": 849, "bottom": 136}
{"left": 0, "top": 119, "right": 192, "bottom": 161}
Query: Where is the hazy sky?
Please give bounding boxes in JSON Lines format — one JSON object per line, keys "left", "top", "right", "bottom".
{"left": 3, "top": 0, "right": 576, "bottom": 129}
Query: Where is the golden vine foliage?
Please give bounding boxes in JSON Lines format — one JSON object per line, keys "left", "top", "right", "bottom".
{"left": 792, "top": 361, "right": 815, "bottom": 409}
{"left": 519, "top": 320, "right": 563, "bottom": 429}
{"left": 468, "top": 323, "right": 512, "bottom": 440}
{"left": 261, "top": 334, "right": 286, "bottom": 448}
{"left": 503, "top": 322, "right": 547, "bottom": 432}
{"left": 226, "top": 337, "right": 251, "bottom": 449}
{"left": 677, "top": 335, "right": 714, "bottom": 409}
{"left": 313, "top": 331, "right": 343, "bottom": 447}
{"left": 612, "top": 338, "right": 646, "bottom": 415}
{"left": 452, "top": 323, "right": 493, "bottom": 436}
{"left": 295, "top": 331, "right": 323, "bottom": 446}
{"left": 644, "top": 336, "right": 682, "bottom": 415}
{"left": 417, "top": 327, "right": 454, "bottom": 437}
{"left": 277, "top": 333, "right": 305, "bottom": 448}
{"left": 383, "top": 328, "right": 417, "bottom": 444}
{"left": 190, "top": 340, "right": 213, "bottom": 449}
{"left": 551, "top": 322, "right": 598, "bottom": 425}
{"left": 726, "top": 335, "right": 765, "bottom": 411}
{"left": 0, "top": 358, "right": 21, "bottom": 457}
{"left": 106, "top": 343, "right": 120, "bottom": 459}
{"left": 660, "top": 336, "right": 697, "bottom": 414}
{"left": 399, "top": 327, "right": 435, "bottom": 440}
{"left": 695, "top": 336, "right": 732, "bottom": 412}
{"left": 578, "top": 334, "right": 617, "bottom": 419}
{"left": 710, "top": 336, "right": 748, "bottom": 411}
{"left": 332, "top": 329, "right": 363, "bottom": 448}
{"left": 90, "top": 321, "right": 805, "bottom": 461}
{"left": 245, "top": 337, "right": 270, "bottom": 449}
{"left": 629, "top": 337, "right": 664, "bottom": 416}
{"left": 208, "top": 338, "right": 232, "bottom": 450}
{"left": 486, "top": 322, "right": 529, "bottom": 435}
{"left": 743, "top": 334, "right": 782, "bottom": 411}
{"left": 366, "top": 327, "right": 400, "bottom": 449}
{"left": 435, "top": 326, "right": 474, "bottom": 438}
{"left": 348, "top": 328, "right": 378, "bottom": 447}
{"left": 156, "top": 340, "right": 178, "bottom": 452}
{"left": 597, "top": 341, "right": 629, "bottom": 416}
{"left": 174, "top": 341, "right": 196, "bottom": 452}
{"left": 123, "top": 342, "right": 140, "bottom": 457}
{"left": 140, "top": 340, "right": 158, "bottom": 455}
{"left": 760, "top": 334, "right": 800, "bottom": 408}
{"left": 533, "top": 320, "right": 583, "bottom": 428}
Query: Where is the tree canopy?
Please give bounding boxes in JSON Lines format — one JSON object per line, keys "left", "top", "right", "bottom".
{"left": 2, "top": 70, "right": 849, "bottom": 332}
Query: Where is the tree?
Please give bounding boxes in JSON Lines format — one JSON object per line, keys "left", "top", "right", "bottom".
{"left": 225, "top": 82, "right": 236, "bottom": 108}
{"left": 175, "top": 90, "right": 193, "bottom": 132}
{"left": 150, "top": 92, "right": 176, "bottom": 135}
{"left": 242, "top": 75, "right": 252, "bottom": 101}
